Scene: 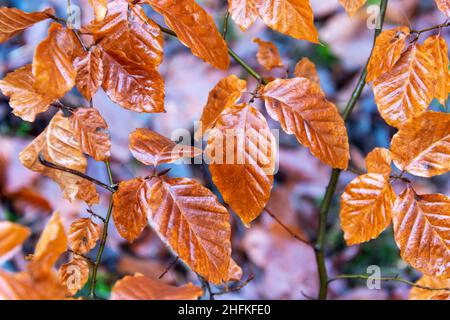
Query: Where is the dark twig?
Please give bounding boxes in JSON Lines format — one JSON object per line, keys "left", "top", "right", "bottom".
{"left": 87, "top": 208, "right": 106, "bottom": 223}
{"left": 265, "top": 208, "right": 312, "bottom": 247}
{"left": 158, "top": 256, "right": 179, "bottom": 279}
{"left": 212, "top": 274, "right": 256, "bottom": 296}
{"left": 222, "top": 11, "right": 230, "bottom": 39}
{"left": 197, "top": 275, "right": 215, "bottom": 300}
{"left": 68, "top": 250, "right": 95, "bottom": 265}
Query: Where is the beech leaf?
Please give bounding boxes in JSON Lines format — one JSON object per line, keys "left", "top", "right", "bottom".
{"left": 253, "top": 38, "right": 283, "bottom": 71}
{"left": 74, "top": 46, "right": 104, "bottom": 101}
{"left": 59, "top": 257, "right": 89, "bottom": 296}
{"left": 228, "top": 0, "right": 258, "bottom": 31}
{"left": 0, "top": 221, "right": 30, "bottom": 259}
{"left": 365, "top": 147, "right": 392, "bottom": 178}
{"left": 68, "top": 217, "right": 101, "bottom": 254}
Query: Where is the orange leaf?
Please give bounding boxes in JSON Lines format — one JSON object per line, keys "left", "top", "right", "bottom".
{"left": 435, "top": 0, "right": 450, "bottom": 16}
{"left": 74, "top": 46, "right": 104, "bottom": 101}
{"left": 147, "top": 177, "right": 231, "bottom": 284}
{"left": 253, "top": 38, "right": 283, "bottom": 71}
{"left": 68, "top": 217, "right": 101, "bottom": 254}
{"left": 365, "top": 147, "right": 391, "bottom": 178}
{"left": 112, "top": 178, "right": 149, "bottom": 242}
{"left": 28, "top": 212, "right": 68, "bottom": 279}
{"left": 75, "top": 180, "right": 100, "bottom": 207}
{"left": 339, "top": 0, "right": 366, "bottom": 16}
{"left": 59, "top": 257, "right": 89, "bottom": 296}
{"left": 205, "top": 104, "right": 276, "bottom": 225}
{"left": 293, "top": 57, "right": 320, "bottom": 86}
{"left": 253, "top": 0, "right": 318, "bottom": 43}
{"left": 145, "top": 0, "right": 230, "bottom": 70}
{"left": 340, "top": 173, "right": 395, "bottom": 245}
{"left": 227, "top": 259, "right": 243, "bottom": 282}
{"left": 33, "top": 23, "right": 82, "bottom": 98}
{"left": 373, "top": 43, "right": 436, "bottom": 128}
{"left": 111, "top": 273, "right": 203, "bottom": 300}
{"left": 409, "top": 276, "right": 450, "bottom": 300}
{"left": 393, "top": 186, "right": 450, "bottom": 278}
{"left": 0, "top": 221, "right": 30, "bottom": 259}
{"left": 0, "top": 65, "right": 57, "bottom": 122}
{"left": 70, "top": 107, "right": 111, "bottom": 162}
{"left": 366, "top": 26, "right": 410, "bottom": 83}
{"left": 89, "top": 0, "right": 108, "bottom": 21}
{"left": 129, "top": 128, "right": 201, "bottom": 167}
{"left": 195, "top": 75, "right": 247, "bottom": 140}
{"left": 0, "top": 7, "right": 54, "bottom": 43}
{"left": 262, "top": 77, "right": 349, "bottom": 169}
{"left": 390, "top": 111, "right": 450, "bottom": 177}
{"left": 228, "top": 0, "right": 258, "bottom": 31}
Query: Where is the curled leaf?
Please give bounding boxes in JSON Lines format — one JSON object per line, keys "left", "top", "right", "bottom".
{"left": 68, "top": 217, "right": 101, "bottom": 254}
{"left": 253, "top": 38, "right": 283, "bottom": 71}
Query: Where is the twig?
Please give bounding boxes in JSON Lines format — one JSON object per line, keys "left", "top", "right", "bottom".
{"left": 38, "top": 154, "right": 117, "bottom": 193}
{"left": 314, "top": 0, "right": 389, "bottom": 300}
{"left": 68, "top": 249, "right": 95, "bottom": 265}
{"left": 197, "top": 275, "right": 215, "bottom": 300}
{"left": 264, "top": 208, "right": 312, "bottom": 247}
{"left": 158, "top": 256, "right": 179, "bottom": 279}
{"left": 222, "top": 11, "right": 230, "bottom": 39}
{"left": 410, "top": 20, "right": 450, "bottom": 35}
{"left": 212, "top": 274, "right": 255, "bottom": 296}
{"left": 87, "top": 208, "right": 106, "bottom": 223}
{"left": 328, "top": 274, "right": 450, "bottom": 292}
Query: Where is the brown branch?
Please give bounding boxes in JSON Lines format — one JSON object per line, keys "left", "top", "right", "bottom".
{"left": 158, "top": 256, "right": 179, "bottom": 279}
{"left": 410, "top": 20, "right": 450, "bottom": 35}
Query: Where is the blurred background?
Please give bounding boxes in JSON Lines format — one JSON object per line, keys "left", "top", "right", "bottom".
{"left": 0, "top": 0, "right": 449, "bottom": 299}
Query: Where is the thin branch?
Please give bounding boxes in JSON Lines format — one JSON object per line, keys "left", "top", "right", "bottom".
{"left": 222, "top": 11, "right": 230, "bottom": 39}
{"left": 38, "top": 154, "right": 117, "bottom": 193}
{"left": 68, "top": 249, "right": 95, "bottom": 265}
{"left": 410, "top": 20, "right": 450, "bottom": 35}
{"left": 158, "top": 256, "right": 179, "bottom": 279}
{"left": 87, "top": 208, "right": 106, "bottom": 223}
{"left": 314, "top": 0, "right": 389, "bottom": 300}
{"left": 328, "top": 274, "right": 450, "bottom": 292}
{"left": 264, "top": 208, "right": 312, "bottom": 247}
{"left": 212, "top": 274, "right": 255, "bottom": 296}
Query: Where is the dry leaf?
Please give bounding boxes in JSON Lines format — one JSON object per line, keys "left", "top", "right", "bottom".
{"left": 195, "top": 75, "right": 247, "bottom": 140}
{"left": 253, "top": 38, "right": 284, "bottom": 70}
{"left": 0, "top": 7, "right": 54, "bottom": 43}
{"left": 0, "top": 65, "right": 57, "bottom": 122}
{"left": 366, "top": 26, "right": 410, "bottom": 83}
{"left": 129, "top": 128, "right": 201, "bottom": 167}
{"left": 293, "top": 57, "right": 320, "bottom": 85}
{"left": 262, "top": 77, "right": 349, "bottom": 169}
{"left": 435, "top": 0, "right": 450, "bottom": 16}
{"left": 59, "top": 257, "right": 89, "bottom": 296}
{"left": 340, "top": 173, "right": 395, "bottom": 245}
{"left": 423, "top": 35, "right": 449, "bottom": 105}
{"left": 68, "top": 217, "right": 101, "bottom": 254}
{"left": 75, "top": 180, "right": 100, "bottom": 207}
{"left": 373, "top": 44, "right": 436, "bottom": 128}
{"left": 365, "top": 147, "right": 391, "bottom": 178}
{"left": 409, "top": 276, "right": 450, "bottom": 300}
{"left": 74, "top": 46, "right": 104, "bottom": 101}
{"left": 112, "top": 178, "right": 150, "bottom": 242}
{"left": 0, "top": 221, "right": 30, "bottom": 259}
{"left": 70, "top": 107, "right": 111, "bottom": 162}
{"left": 89, "top": 0, "right": 108, "bottom": 20}
{"left": 145, "top": 0, "right": 230, "bottom": 70}
{"left": 111, "top": 273, "right": 203, "bottom": 300}
{"left": 205, "top": 104, "right": 276, "bottom": 226}
{"left": 393, "top": 186, "right": 450, "bottom": 279}
{"left": 227, "top": 259, "right": 243, "bottom": 282}
{"left": 390, "top": 111, "right": 450, "bottom": 177}
{"left": 228, "top": 0, "right": 258, "bottom": 31}
{"left": 339, "top": 0, "right": 366, "bottom": 16}
{"left": 147, "top": 177, "right": 231, "bottom": 284}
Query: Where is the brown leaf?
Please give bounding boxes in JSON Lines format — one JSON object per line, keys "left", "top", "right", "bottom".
{"left": 390, "top": 111, "right": 450, "bottom": 177}
{"left": 59, "top": 257, "right": 89, "bottom": 296}
{"left": 0, "top": 7, "right": 54, "bottom": 43}
{"left": 205, "top": 104, "right": 276, "bottom": 225}
{"left": 0, "top": 65, "right": 57, "bottom": 122}
{"left": 373, "top": 43, "right": 436, "bottom": 128}
{"left": 28, "top": 212, "right": 68, "bottom": 279}
{"left": 366, "top": 26, "right": 410, "bottom": 83}
{"left": 75, "top": 180, "right": 100, "bottom": 207}
{"left": 68, "top": 217, "right": 101, "bottom": 254}
{"left": 228, "top": 0, "right": 258, "bottom": 31}
{"left": 365, "top": 147, "right": 391, "bottom": 178}
{"left": 111, "top": 273, "right": 203, "bottom": 300}
{"left": 145, "top": 0, "right": 230, "bottom": 70}
{"left": 19, "top": 112, "right": 89, "bottom": 202}
{"left": 262, "top": 77, "right": 349, "bottom": 169}
{"left": 129, "top": 128, "right": 201, "bottom": 167}
{"left": 195, "top": 75, "right": 247, "bottom": 140}
{"left": 423, "top": 35, "right": 449, "bottom": 105}
{"left": 147, "top": 177, "right": 231, "bottom": 284}
{"left": 33, "top": 22, "right": 82, "bottom": 98}
{"left": 435, "top": 0, "right": 450, "bottom": 16}
{"left": 253, "top": 38, "right": 283, "bottom": 71}
{"left": 293, "top": 57, "right": 320, "bottom": 86}
{"left": 89, "top": 0, "right": 108, "bottom": 21}
{"left": 74, "top": 46, "right": 104, "bottom": 101}
{"left": 227, "top": 259, "right": 243, "bottom": 282}
{"left": 339, "top": 0, "right": 366, "bottom": 16}
{"left": 340, "top": 173, "right": 395, "bottom": 245}
{"left": 0, "top": 221, "right": 30, "bottom": 259}
{"left": 112, "top": 178, "right": 149, "bottom": 242}
{"left": 254, "top": 0, "right": 318, "bottom": 43}
{"left": 409, "top": 276, "right": 450, "bottom": 300}
{"left": 393, "top": 186, "right": 450, "bottom": 278}
{"left": 70, "top": 107, "right": 111, "bottom": 161}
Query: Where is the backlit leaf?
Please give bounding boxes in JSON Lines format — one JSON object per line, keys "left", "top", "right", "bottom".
{"left": 129, "top": 128, "right": 201, "bottom": 167}
{"left": 293, "top": 57, "right": 320, "bottom": 86}
{"left": 205, "top": 104, "right": 276, "bottom": 226}
{"left": 365, "top": 147, "right": 391, "bottom": 178}
{"left": 227, "top": 259, "right": 243, "bottom": 282}
{"left": 0, "top": 221, "right": 30, "bottom": 259}
{"left": 0, "top": 65, "right": 57, "bottom": 122}
{"left": 373, "top": 44, "right": 436, "bottom": 128}
{"left": 146, "top": 177, "right": 231, "bottom": 284}
{"left": 340, "top": 173, "right": 395, "bottom": 245}
{"left": 89, "top": 0, "right": 108, "bottom": 20}
{"left": 393, "top": 186, "right": 450, "bottom": 279}
{"left": 111, "top": 273, "right": 203, "bottom": 300}
{"left": 68, "top": 217, "right": 101, "bottom": 254}
{"left": 423, "top": 35, "right": 449, "bottom": 105}
{"left": 59, "top": 257, "right": 89, "bottom": 296}
{"left": 262, "top": 77, "right": 349, "bottom": 169}
{"left": 228, "top": 0, "right": 258, "bottom": 31}
{"left": 409, "top": 276, "right": 450, "bottom": 300}
{"left": 390, "top": 111, "right": 450, "bottom": 177}
{"left": 435, "top": 0, "right": 450, "bottom": 16}
{"left": 253, "top": 38, "right": 283, "bottom": 71}
{"left": 0, "top": 7, "right": 54, "bottom": 43}
{"left": 74, "top": 46, "right": 104, "bottom": 101}
{"left": 339, "top": 0, "right": 366, "bottom": 16}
